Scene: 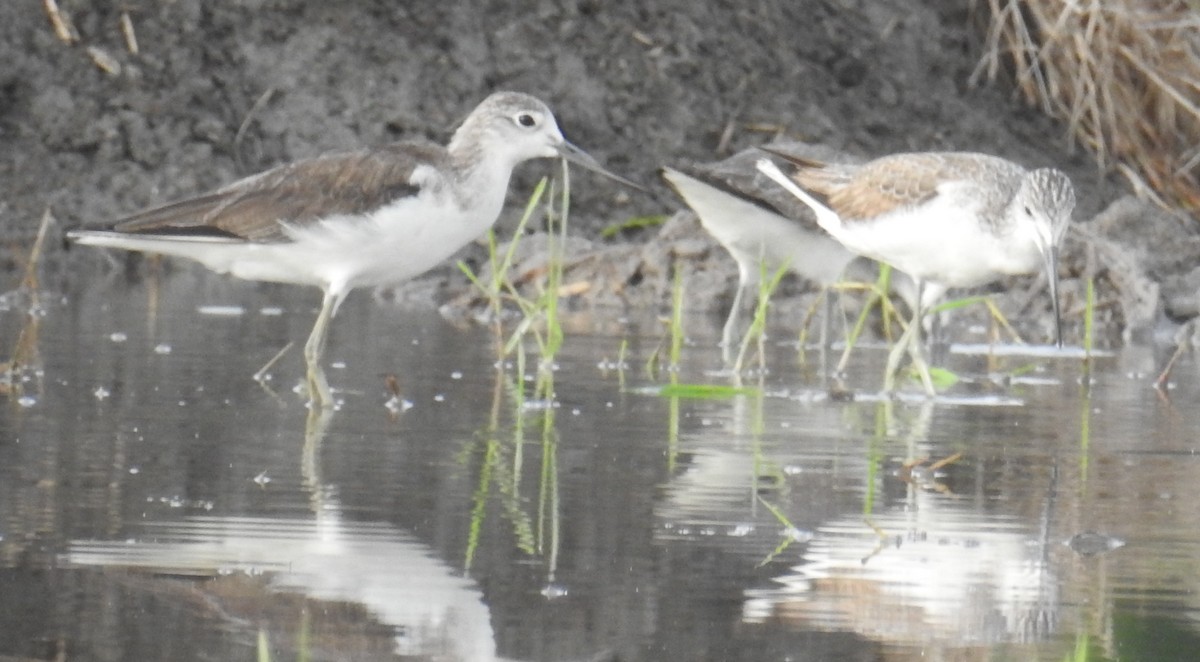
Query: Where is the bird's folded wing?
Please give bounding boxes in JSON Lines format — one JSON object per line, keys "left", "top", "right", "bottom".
{"left": 107, "top": 143, "right": 444, "bottom": 243}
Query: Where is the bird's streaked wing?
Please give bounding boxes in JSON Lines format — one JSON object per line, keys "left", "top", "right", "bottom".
{"left": 109, "top": 143, "right": 445, "bottom": 243}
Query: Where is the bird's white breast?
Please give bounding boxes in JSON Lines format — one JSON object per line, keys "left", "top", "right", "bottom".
{"left": 836, "top": 181, "right": 1041, "bottom": 288}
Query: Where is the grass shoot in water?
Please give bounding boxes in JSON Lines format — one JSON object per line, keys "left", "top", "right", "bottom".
{"left": 732, "top": 258, "right": 790, "bottom": 374}
{"left": 644, "top": 261, "right": 687, "bottom": 378}
{"left": 457, "top": 176, "right": 548, "bottom": 360}
{"left": 461, "top": 164, "right": 573, "bottom": 571}
{"left": 1084, "top": 275, "right": 1095, "bottom": 358}
{"left": 835, "top": 264, "right": 900, "bottom": 375}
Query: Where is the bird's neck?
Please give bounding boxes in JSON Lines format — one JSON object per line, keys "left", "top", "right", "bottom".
{"left": 445, "top": 142, "right": 516, "bottom": 212}
{"left": 449, "top": 131, "right": 515, "bottom": 176}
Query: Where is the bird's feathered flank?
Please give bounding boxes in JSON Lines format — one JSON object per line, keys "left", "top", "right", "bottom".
{"left": 108, "top": 143, "right": 447, "bottom": 243}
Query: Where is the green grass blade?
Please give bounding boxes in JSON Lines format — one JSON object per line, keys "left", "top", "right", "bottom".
{"left": 599, "top": 214, "right": 669, "bottom": 238}
{"left": 651, "top": 383, "right": 760, "bottom": 399}
{"left": 257, "top": 628, "right": 271, "bottom": 662}
{"left": 755, "top": 495, "right": 801, "bottom": 567}
{"left": 733, "top": 258, "right": 790, "bottom": 373}
{"left": 1084, "top": 276, "right": 1095, "bottom": 358}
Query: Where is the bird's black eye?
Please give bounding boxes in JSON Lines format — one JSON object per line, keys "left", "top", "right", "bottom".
{"left": 516, "top": 113, "right": 537, "bottom": 128}
{"left": 1023, "top": 205, "right": 1033, "bottom": 216}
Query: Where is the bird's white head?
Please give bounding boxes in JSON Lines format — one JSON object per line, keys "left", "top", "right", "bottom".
{"left": 450, "top": 91, "right": 565, "bottom": 166}
{"left": 1017, "top": 168, "right": 1075, "bottom": 256}
{"left": 1015, "top": 167, "right": 1076, "bottom": 347}
{"left": 449, "top": 91, "right": 644, "bottom": 189}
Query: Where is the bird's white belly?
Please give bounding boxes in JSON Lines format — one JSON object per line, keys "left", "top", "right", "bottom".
{"left": 229, "top": 194, "right": 499, "bottom": 291}
{"left": 839, "top": 200, "right": 1039, "bottom": 288}
{"left": 693, "top": 191, "right": 856, "bottom": 286}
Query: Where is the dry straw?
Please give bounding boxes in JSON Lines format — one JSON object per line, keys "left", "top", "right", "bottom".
{"left": 973, "top": 0, "right": 1200, "bottom": 217}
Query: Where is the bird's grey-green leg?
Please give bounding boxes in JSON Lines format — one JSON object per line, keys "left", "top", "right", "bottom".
{"left": 721, "top": 281, "right": 748, "bottom": 365}
{"left": 819, "top": 288, "right": 834, "bottom": 351}
{"left": 907, "top": 321, "right": 937, "bottom": 397}
{"left": 304, "top": 289, "right": 339, "bottom": 407}
{"left": 909, "top": 283, "right": 938, "bottom": 396}
{"left": 883, "top": 314, "right": 915, "bottom": 393}
{"left": 883, "top": 280, "right": 937, "bottom": 396}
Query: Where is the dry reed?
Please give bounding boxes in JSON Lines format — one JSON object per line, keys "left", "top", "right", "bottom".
{"left": 973, "top": 0, "right": 1200, "bottom": 217}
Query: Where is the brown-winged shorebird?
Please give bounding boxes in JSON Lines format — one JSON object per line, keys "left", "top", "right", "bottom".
{"left": 70, "top": 91, "right": 640, "bottom": 407}
{"left": 756, "top": 150, "right": 1075, "bottom": 396}
{"left": 661, "top": 155, "right": 917, "bottom": 366}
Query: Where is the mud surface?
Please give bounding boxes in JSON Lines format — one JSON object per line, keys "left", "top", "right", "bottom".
{"left": 2, "top": 1, "right": 1197, "bottom": 338}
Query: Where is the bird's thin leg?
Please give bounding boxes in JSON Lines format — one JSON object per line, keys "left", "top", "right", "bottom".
{"left": 883, "top": 316, "right": 915, "bottom": 393}
{"left": 721, "top": 280, "right": 748, "bottom": 365}
{"left": 304, "top": 288, "right": 340, "bottom": 408}
{"left": 883, "top": 280, "right": 936, "bottom": 396}
{"left": 911, "top": 283, "right": 942, "bottom": 396}
{"left": 813, "top": 288, "right": 833, "bottom": 377}
{"left": 820, "top": 287, "right": 835, "bottom": 350}
{"left": 908, "top": 310, "right": 937, "bottom": 397}
{"left": 882, "top": 280, "right": 916, "bottom": 393}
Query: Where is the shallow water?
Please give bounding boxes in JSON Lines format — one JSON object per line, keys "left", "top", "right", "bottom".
{"left": 2, "top": 265, "right": 1199, "bottom": 661}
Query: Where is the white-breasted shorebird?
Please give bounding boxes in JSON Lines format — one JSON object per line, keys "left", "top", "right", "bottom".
{"left": 70, "top": 91, "right": 640, "bottom": 407}
{"left": 756, "top": 150, "right": 1075, "bottom": 395}
{"left": 662, "top": 154, "right": 916, "bottom": 365}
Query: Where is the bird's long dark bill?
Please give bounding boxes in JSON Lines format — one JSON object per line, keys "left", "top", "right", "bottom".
{"left": 557, "top": 141, "right": 647, "bottom": 192}
{"left": 1046, "top": 247, "right": 1064, "bottom": 348}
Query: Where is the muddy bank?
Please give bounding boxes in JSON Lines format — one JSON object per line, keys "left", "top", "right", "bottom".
{"left": 2, "top": 1, "right": 1196, "bottom": 340}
